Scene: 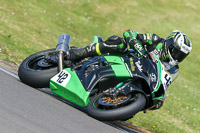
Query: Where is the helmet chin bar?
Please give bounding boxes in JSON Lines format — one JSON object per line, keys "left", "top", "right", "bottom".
{"left": 168, "top": 49, "right": 179, "bottom": 66}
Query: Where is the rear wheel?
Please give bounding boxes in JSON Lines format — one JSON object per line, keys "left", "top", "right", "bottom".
{"left": 87, "top": 92, "right": 146, "bottom": 121}
{"left": 18, "top": 49, "right": 58, "bottom": 88}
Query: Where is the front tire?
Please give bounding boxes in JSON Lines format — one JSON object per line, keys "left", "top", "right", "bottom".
{"left": 87, "top": 93, "right": 146, "bottom": 121}
{"left": 18, "top": 49, "right": 58, "bottom": 88}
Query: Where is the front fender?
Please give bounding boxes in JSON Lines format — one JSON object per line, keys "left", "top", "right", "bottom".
{"left": 119, "top": 83, "right": 149, "bottom": 105}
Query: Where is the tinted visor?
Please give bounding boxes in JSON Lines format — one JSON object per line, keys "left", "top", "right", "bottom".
{"left": 169, "top": 45, "right": 189, "bottom": 62}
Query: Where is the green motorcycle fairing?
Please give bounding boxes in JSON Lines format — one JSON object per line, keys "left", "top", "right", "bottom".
{"left": 50, "top": 68, "right": 90, "bottom": 106}
{"left": 50, "top": 56, "right": 132, "bottom": 106}
{"left": 50, "top": 55, "right": 166, "bottom": 107}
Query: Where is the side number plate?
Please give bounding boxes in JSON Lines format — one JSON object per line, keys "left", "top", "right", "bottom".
{"left": 51, "top": 70, "right": 71, "bottom": 87}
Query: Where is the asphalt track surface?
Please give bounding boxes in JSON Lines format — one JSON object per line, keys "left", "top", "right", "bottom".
{"left": 0, "top": 68, "right": 125, "bottom": 133}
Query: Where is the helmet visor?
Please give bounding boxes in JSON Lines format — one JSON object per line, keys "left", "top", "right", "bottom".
{"left": 169, "top": 45, "right": 189, "bottom": 62}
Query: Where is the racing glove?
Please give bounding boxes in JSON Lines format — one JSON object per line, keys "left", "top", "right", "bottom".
{"left": 123, "top": 30, "right": 146, "bottom": 57}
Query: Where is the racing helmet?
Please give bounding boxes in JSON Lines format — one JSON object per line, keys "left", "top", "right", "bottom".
{"left": 165, "top": 30, "right": 192, "bottom": 65}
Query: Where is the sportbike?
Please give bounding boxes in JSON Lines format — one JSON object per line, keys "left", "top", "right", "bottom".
{"left": 18, "top": 34, "right": 172, "bottom": 121}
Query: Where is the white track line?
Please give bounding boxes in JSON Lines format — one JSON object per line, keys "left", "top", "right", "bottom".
{"left": 0, "top": 67, "right": 19, "bottom": 79}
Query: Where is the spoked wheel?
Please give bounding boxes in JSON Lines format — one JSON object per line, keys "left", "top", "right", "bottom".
{"left": 18, "top": 49, "right": 58, "bottom": 88}
{"left": 87, "top": 93, "right": 146, "bottom": 121}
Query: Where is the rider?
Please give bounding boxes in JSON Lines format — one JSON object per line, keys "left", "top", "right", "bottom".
{"left": 67, "top": 30, "right": 192, "bottom": 69}
{"left": 67, "top": 30, "right": 192, "bottom": 109}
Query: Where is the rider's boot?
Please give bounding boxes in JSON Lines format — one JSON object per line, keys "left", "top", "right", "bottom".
{"left": 67, "top": 35, "right": 127, "bottom": 61}
{"left": 67, "top": 43, "right": 99, "bottom": 61}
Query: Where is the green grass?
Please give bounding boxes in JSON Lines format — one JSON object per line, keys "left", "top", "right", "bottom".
{"left": 0, "top": 0, "right": 200, "bottom": 132}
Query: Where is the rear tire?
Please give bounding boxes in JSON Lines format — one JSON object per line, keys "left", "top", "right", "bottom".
{"left": 87, "top": 93, "right": 146, "bottom": 121}
{"left": 18, "top": 49, "right": 58, "bottom": 88}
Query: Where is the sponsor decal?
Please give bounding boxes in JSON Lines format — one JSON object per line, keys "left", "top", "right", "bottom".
{"left": 152, "top": 49, "right": 160, "bottom": 56}
{"left": 150, "top": 73, "right": 157, "bottom": 82}
{"left": 129, "top": 58, "right": 135, "bottom": 71}
{"left": 150, "top": 53, "right": 158, "bottom": 63}
{"left": 134, "top": 43, "right": 144, "bottom": 51}
{"left": 135, "top": 60, "right": 143, "bottom": 72}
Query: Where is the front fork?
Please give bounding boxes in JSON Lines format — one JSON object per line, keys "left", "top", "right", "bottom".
{"left": 57, "top": 51, "right": 65, "bottom": 72}
{"left": 103, "top": 81, "right": 147, "bottom": 100}
{"left": 56, "top": 34, "right": 71, "bottom": 72}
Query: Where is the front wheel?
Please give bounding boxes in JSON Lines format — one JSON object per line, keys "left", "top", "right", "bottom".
{"left": 18, "top": 49, "right": 58, "bottom": 88}
{"left": 87, "top": 93, "right": 146, "bottom": 121}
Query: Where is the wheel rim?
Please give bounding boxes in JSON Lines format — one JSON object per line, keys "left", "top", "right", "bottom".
{"left": 93, "top": 94, "right": 136, "bottom": 109}
{"left": 26, "top": 52, "right": 57, "bottom": 71}
{"left": 98, "top": 95, "right": 131, "bottom": 107}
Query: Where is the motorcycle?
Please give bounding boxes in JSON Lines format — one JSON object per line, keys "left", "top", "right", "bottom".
{"left": 18, "top": 34, "right": 173, "bottom": 121}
